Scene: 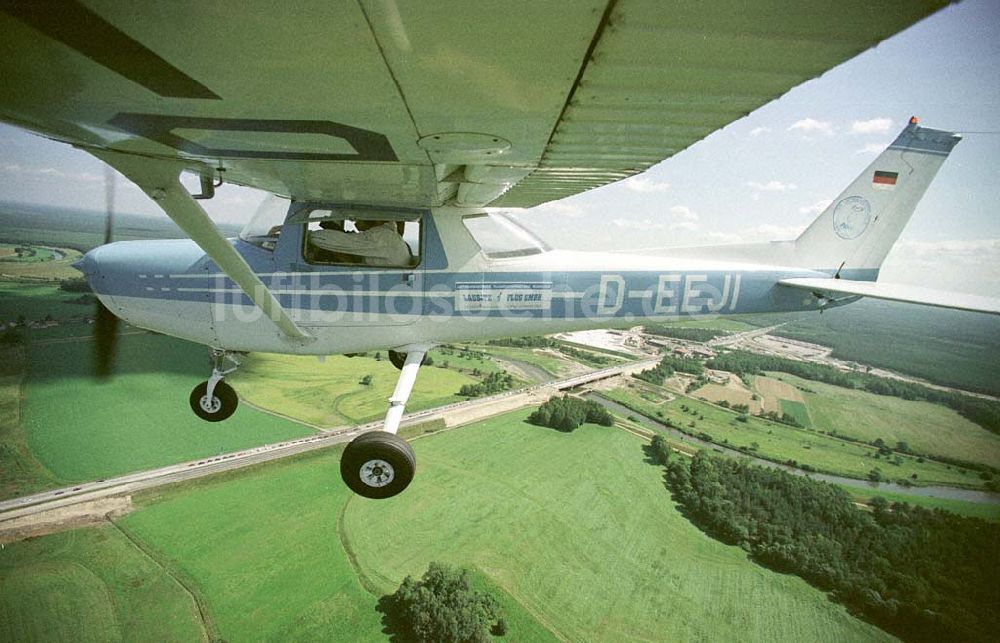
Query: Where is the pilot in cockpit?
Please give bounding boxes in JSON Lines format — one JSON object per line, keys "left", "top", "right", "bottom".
{"left": 308, "top": 219, "right": 411, "bottom": 266}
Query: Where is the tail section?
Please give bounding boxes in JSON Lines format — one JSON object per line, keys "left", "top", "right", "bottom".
{"left": 793, "top": 117, "right": 961, "bottom": 278}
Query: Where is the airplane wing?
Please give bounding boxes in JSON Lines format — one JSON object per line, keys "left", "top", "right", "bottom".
{"left": 777, "top": 278, "right": 1000, "bottom": 316}
{"left": 0, "top": 0, "right": 951, "bottom": 210}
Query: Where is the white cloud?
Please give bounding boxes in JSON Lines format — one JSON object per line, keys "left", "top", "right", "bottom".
{"left": 881, "top": 239, "right": 1000, "bottom": 294}
{"left": 850, "top": 118, "right": 893, "bottom": 134}
{"left": 856, "top": 142, "right": 889, "bottom": 155}
{"left": 611, "top": 218, "right": 666, "bottom": 231}
{"left": 740, "top": 224, "right": 807, "bottom": 241}
{"left": 624, "top": 176, "right": 671, "bottom": 193}
{"left": 0, "top": 163, "right": 103, "bottom": 183}
{"left": 788, "top": 118, "right": 834, "bottom": 137}
{"left": 799, "top": 199, "right": 832, "bottom": 216}
{"left": 747, "top": 180, "right": 797, "bottom": 192}
{"left": 669, "top": 205, "right": 699, "bottom": 221}
{"left": 532, "top": 201, "right": 585, "bottom": 218}
{"left": 749, "top": 126, "right": 771, "bottom": 137}
{"left": 669, "top": 220, "right": 699, "bottom": 232}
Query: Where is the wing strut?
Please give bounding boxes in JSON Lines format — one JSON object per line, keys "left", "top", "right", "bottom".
{"left": 90, "top": 150, "right": 313, "bottom": 342}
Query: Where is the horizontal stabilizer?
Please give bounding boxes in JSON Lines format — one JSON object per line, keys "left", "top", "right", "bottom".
{"left": 777, "top": 278, "right": 1000, "bottom": 316}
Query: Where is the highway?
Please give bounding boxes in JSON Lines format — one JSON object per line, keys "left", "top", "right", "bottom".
{"left": 0, "top": 356, "right": 658, "bottom": 524}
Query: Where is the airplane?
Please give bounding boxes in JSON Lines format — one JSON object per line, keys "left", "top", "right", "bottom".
{"left": 1, "top": 1, "right": 996, "bottom": 499}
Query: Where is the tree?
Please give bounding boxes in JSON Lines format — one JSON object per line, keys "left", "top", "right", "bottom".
{"left": 650, "top": 434, "right": 671, "bottom": 465}
{"left": 374, "top": 351, "right": 382, "bottom": 361}
{"left": 390, "top": 562, "right": 502, "bottom": 642}
{"left": 360, "top": 374, "right": 373, "bottom": 386}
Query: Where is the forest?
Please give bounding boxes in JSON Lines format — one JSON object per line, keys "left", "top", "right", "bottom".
{"left": 664, "top": 452, "right": 1000, "bottom": 642}
{"left": 706, "top": 350, "right": 1000, "bottom": 434}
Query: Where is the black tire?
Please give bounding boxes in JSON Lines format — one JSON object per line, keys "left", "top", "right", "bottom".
{"left": 340, "top": 431, "right": 416, "bottom": 499}
{"left": 388, "top": 350, "right": 428, "bottom": 370}
{"left": 189, "top": 380, "right": 239, "bottom": 422}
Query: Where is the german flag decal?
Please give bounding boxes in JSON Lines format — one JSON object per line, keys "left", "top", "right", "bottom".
{"left": 873, "top": 170, "right": 898, "bottom": 190}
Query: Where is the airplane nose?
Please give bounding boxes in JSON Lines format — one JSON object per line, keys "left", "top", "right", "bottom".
{"left": 73, "top": 247, "right": 105, "bottom": 286}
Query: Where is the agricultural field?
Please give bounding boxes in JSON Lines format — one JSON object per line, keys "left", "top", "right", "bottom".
{"left": 602, "top": 384, "right": 986, "bottom": 488}
{"left": 0, "top": 526, "right": 205, "bottom": 641}
{"left": 230, "top": 350, "right": 491, "bottom": 427}
{"left": 767, "top": 372, "right": 1000, "bottom": 469}
{"left": 0, "top": 243, "right": 82, "bottom": 280}
{"left": 692, "top": 373, "right": 761, "bottom": 411}
{"left": 105, "top": 410, "right": 890, "bottom": 641}
{"left": 18, "top": 333, "right": 315, "bottom": 485}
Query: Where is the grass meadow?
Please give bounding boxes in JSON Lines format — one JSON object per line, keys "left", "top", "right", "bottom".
{"left": 230, "top": 351, "right": 485, "bottom": 427}
{"left": 767, "top": 372, "right": 1000, "bottom": 468}
{"left": 341, "top": 410, "right": 891, "bottom": 642}
{"left": 20, "top": 333, "right": 315, "bottom": 483}
{"left": 0, "top": 526, "right": 205, "bottom": 641}
{"left": 113, "top": 410, "right": 891, "bottom": 641}
{"left": 604, "top": 384, "right": 985, "bottom": 488}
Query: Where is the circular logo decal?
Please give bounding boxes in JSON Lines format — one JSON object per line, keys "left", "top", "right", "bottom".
{"left": 832, "top": 196, "right": 872, "bottom": 240}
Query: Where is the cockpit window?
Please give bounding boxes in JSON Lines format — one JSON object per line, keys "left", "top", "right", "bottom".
{"left": 301, "top": 208, "right": 421, "bottom": 268}
{"left": 238, "top": 194, "right": 289, "bottom": 251}
{"left": 463, "top": 212, "right": 551, "bottom": 258}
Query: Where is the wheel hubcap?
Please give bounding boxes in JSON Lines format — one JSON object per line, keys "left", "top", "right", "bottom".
{"left": 360, "top": 459, "right": 395, "bottom": 487}
{"left": 199, "top": 395, "right": 221, "bottom": 413}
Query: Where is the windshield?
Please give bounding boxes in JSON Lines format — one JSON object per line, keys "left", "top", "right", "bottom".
{"left": 239, "top": 194, "right": 290, "bottom": 250}
{"left": 462, "top": 212, "right": 551, "bottom": 258}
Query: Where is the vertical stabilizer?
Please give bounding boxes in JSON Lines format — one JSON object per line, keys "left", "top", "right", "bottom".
{"left": 793, "top": 118, "right": 960, "bottom": 278}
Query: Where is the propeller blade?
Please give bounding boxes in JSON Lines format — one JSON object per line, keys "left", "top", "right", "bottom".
{"left": 93, "top": 165, "right": 118, "bottom": 379}
{"left": 93, "top": 300, "right": 119, "bottom": 379}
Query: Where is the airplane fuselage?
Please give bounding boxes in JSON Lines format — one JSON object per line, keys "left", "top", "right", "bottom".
{"left": 78, "top": 208, "right": 852, "bottom": 354}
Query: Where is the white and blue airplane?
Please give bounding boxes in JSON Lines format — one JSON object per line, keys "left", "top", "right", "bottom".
{"left": 1, "top": 1, "right": 995, "bottom": 498}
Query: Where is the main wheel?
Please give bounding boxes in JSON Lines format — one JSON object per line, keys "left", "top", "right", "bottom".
{"left": 340, "top": 431, "right": 416, "bottom": 499}
{"left": 189, "top": 380, "right": 239, "bottom": 422}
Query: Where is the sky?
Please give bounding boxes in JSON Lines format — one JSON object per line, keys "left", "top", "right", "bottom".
{"left": 0, "top": 0, "right": 997, "bottom": 294}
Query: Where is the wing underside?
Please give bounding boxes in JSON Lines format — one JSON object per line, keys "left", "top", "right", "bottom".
{"left": 778, "top": 278, "right": 1000, "bottom": 316}
{"left": 0, "top": 0, "right": 950, "bottom": 209}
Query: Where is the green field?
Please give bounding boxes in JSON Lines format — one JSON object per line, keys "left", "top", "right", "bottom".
{"left": 119, "top": 447, "right": 552, "bottom": 642}
{"left": 20, "top": 333, "right": 315, "bottom": 484}
{"left": 342, "top": 410, "right": 890, "bottom": 641}
{"left": 0, "top": 283, "right": 92, "bottom": 327}
{"left": 113, "top": 411, "right": 891, "bottom": 641}
{"left": 768, "top": 372, "right": 1000, "bottom": 469}
{"left": 0, "top": 526, "right": 205, "bottom": 641}
{"left": 230, "top": 351, "right": 486, "bottom": 426}
{"left": 778, "top": 399, "right": 811, "bottom": 427}
{"left": 842, "top": 486, "right": 1000, "bottom": 522}
{"left": 472, "top": 344, "right": 574, "bottom": 378}
{"left": 603, "top": 384, "right": 985, "bottom": 487}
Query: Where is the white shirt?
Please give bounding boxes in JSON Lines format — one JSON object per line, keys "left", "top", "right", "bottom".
{"left": 309, "top": 223, "right": 411, "bottom": 266}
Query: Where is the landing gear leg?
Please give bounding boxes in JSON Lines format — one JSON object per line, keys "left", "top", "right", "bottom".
{"left": 189, "top": 349, "right": 241, "bottom": 422}
{"left": 341, "top": 348, "right": 429, "bottom": 499}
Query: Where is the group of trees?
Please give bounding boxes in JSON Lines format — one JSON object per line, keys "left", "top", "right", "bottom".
{"left": 707, "top": 350, "right": 1000, "bottom": 434}
{"left": 387, "top": 563, "right": 506, "bottom": 642}
{"left": 634, "top": 353, "right": 706, "bottom": 386}
{"left": 643, "top": 325, "right": 724, "bottom": 343}
{"left": 662, "top": 451, "right": 1000, "bottom": 642}
{"left": 458, "top": 371, "right": 514, "bottom": 397}
{"left": 527, "top": 395, "right": 613, "bottom": 432}
{"left": 487, "top": 336, "right": 552, "bottom": 348}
